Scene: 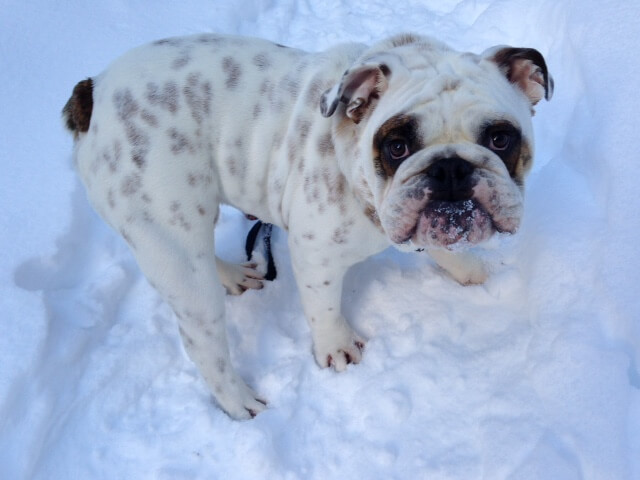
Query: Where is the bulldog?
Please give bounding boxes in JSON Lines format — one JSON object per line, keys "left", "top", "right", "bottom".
{"left": 63, "top": 33, "right": 552, "bottom": 419}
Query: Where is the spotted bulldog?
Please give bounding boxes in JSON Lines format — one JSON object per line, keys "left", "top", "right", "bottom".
{"left": 63, "top": 33, "right": 552, "bottom": 419}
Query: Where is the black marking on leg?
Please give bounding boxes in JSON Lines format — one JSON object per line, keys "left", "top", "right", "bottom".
{"left": 244, "top": 221, "right": 277, "bottom": 281}
{"left": 262, "top": 223, "right": 277, "bottom": 281}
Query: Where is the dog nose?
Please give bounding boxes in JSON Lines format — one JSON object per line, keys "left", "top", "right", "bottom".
{"left": 425, "top": 157, "right": 475, "bottom": 201}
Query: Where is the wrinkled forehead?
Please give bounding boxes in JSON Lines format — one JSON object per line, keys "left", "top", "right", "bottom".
{"left": 369, "top": 51, "right": 533, "bottom": 141}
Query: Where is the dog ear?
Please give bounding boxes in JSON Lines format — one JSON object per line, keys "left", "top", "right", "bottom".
{"left": 484, "top": 46, "right": 554, "bottom": 107}
{"left": 320, "top": 63, "right": 391, "bottom": 124}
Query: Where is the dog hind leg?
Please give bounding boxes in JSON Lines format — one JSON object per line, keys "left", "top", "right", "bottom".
{"left": 126, "top": 224, "right": 267, "bottom": 419}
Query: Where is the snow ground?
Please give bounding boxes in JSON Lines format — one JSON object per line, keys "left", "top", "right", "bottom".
{"left": 1, "top": 0, "right": 639, "bottom": 479}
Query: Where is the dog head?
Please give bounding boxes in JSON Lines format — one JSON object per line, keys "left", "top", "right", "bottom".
{"left": 321, "top": 33, "right": 553, "bottom": 250}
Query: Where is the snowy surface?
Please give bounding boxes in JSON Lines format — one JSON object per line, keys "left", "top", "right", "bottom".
{"left": 1, "top": 1, "right": 639, "bottom": 478}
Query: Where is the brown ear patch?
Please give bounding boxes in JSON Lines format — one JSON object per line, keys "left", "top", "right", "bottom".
{"left": 63, "top": 78, "right": 94, "bottom": 135}
{"left": 490, "top": 48, "right": 553, "bottom": 105}
{"left": 320, "top": 64, "right": 390, "bottom": 123}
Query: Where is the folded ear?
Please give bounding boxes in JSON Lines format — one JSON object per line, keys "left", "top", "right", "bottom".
{"left": 320, "top": 62, "right": 391, "bottom": 124}
{"left": 484, "top": 46, "right": 554, "bottom": 107}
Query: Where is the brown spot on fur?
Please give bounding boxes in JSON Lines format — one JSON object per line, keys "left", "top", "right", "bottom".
{"left": 287, "top": 141, "right": 298, "bottom": 165}
{"left": 107, "top": 189, "right": 116, "bottom": 209}
{"left": 168, "top": 128, "right": 194, "bottom": 155}
{"left": 112, "top": 89, "right": 150, "bottom": 168}
{"left": 146, "top": 82, "right": 179, "bottom": 113}
{"left": 303, "top": 173, "right": 321, "bottom": 204}
{"left": 260, "top": 79, "right": 273, "bottom": 96}
{"left": 63, "top": 78, "right": 93, "bottom": 136}
{"left": 126, "top": 123, "right": 149, "bottom": 169}
{"left": 184, "top": 73, "right": 212, "bottom": 124}
{"left": 297, "top": 117, "right": 311, "bottom": 140}
{"left": 141, "top": 109, "right": 158, "bottom": 127}
{"left": 154, "top": 38, "right": 183, "bottom": 47}
{"left": 120, "top": 228, "right": 136, "bottom": 249}
{"left": 223, "top": 57, "right": 242, "bottom": 89}
{"left": 187, "top": 172, "right": 212, "bottom": 187}
{"left": 514, "top": 141, "right": 533, "bottom": 187}
{"left": 121, "top": 173, "right": 142, "bottom": 196}
{"left": 114, "top": 89, "right": 139, "bottom": 121}
{"left": 178, "top": 327, "right": 196, "bottom": 346}
{"left": 196, "top": 34, "right": 225, "bottom": 45}
{"left": 102, "top": 141, "right": 122, "bottom": 173}
{"left": 273, "top": 132, "right": 284, "bottom": 149}
{"left": 125, "top": 122, "right": 145, "bottom": 146}
{"left": 216, "top": 358, "right": 226, "bottom": 373}
{"left": 169, "top": 201, "right": 191, "bottom": 231}
{"left": 441, "top": 78, "right": 461, "bottom": 93}
{"left": 317, "top": 133, "right": 335, "bottom": 156}
{"left": 281, "top": 74, "right": 299, "bottom": 98}
{"left": 332, "top": 219, "right": 355, "bottom": 244}
{"left": 325, "top": 172, "right": 346, "bottom": 206}
{"left": 172, "top": 50, "right": 192, "bottom": 70}
{"left": 252, "top": 53, "right": 272, "bottom": 70}
{"left": 306, "top": 78, "right": 328, "bottom": 107}
{"left": 364, "top": 204, "right": 382, "bottom": 229}
{"left": 226, "top": 156, "right": 238, "bottom": 176}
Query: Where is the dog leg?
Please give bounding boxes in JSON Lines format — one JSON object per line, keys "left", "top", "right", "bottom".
{"left": 428, "top": 248, "right": 488, "bottom": 285}
{"left": 290, "top": 253, "right": 364, "bottom": 371}
{"left": 128, "top": 227, "right": 267, "bottom": 419}
{"left": 216, "top": 258, "right": 264, "bottom": 295}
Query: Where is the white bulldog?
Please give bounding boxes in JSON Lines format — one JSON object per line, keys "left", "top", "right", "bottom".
{"left": 63, "top": 33, "right": 552, "bottom": 419}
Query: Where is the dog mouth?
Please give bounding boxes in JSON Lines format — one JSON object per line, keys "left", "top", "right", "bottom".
{"left": 404, "top": 199, "right": 497, "bottom": 248}
{"left": 381, "top": 162, "right": 524, "bottom": 250}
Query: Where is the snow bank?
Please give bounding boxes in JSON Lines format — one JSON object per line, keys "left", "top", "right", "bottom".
{"left": 1, "top": 1, "right": 638, "bottom": 479}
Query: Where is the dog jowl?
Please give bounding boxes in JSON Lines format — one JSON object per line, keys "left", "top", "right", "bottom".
{"left": 63, "top": 33, "right": 552, "bottom": 419}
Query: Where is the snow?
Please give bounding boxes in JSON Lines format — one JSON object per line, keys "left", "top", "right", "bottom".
{"left": 1, "top": 0, "right": 639, "bottom": 478}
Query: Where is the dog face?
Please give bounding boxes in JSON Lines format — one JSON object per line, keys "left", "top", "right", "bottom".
{"left": 322, "top": 34, "right": 552, "bottom": 250}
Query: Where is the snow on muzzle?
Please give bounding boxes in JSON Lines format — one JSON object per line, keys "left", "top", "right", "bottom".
{"left": 414, "top": 198, "right": 494, "bottom": 246}
{"left": 380, "top": 146, "right": 524, "bottom": 249}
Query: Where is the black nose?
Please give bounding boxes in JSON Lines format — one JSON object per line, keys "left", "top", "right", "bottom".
{"left": 425, "top": 157, "right": 475, "bottom": 201}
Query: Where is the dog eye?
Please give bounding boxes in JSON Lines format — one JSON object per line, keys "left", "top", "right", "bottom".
{"left": 489, "top": 132, "right": 511, "bottom": 151}
{"left": 387, "top": 139, "right": 410, "bottom": 160}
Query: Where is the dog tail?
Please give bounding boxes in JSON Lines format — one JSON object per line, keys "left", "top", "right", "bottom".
{"left": 62, "top": 78, "right": 93, "bottom": 138}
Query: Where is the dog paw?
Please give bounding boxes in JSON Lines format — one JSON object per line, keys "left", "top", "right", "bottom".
{"left": 313, "top": 327, "right": 365, "bottom": 372}
{"left": 216, "top": 378, "right": 268, "bottom": 420}
{"left": 216, "top": 258, "right": 264, "bottom": 295}
{"left": 451, "top": 264, "right": 488, "bottom": 285}
{"left": 326, "top": 340, "right": 365, "bottom": 372}
{"left": 428, "top": 248, "right": 488, "bottom": 286}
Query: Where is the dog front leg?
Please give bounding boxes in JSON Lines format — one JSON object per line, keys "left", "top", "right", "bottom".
{"left": 290, "top": 254, "right": 364, "bottom": 371}
{"left": 428, "top": 247, "right": 488, "bottom": 285}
